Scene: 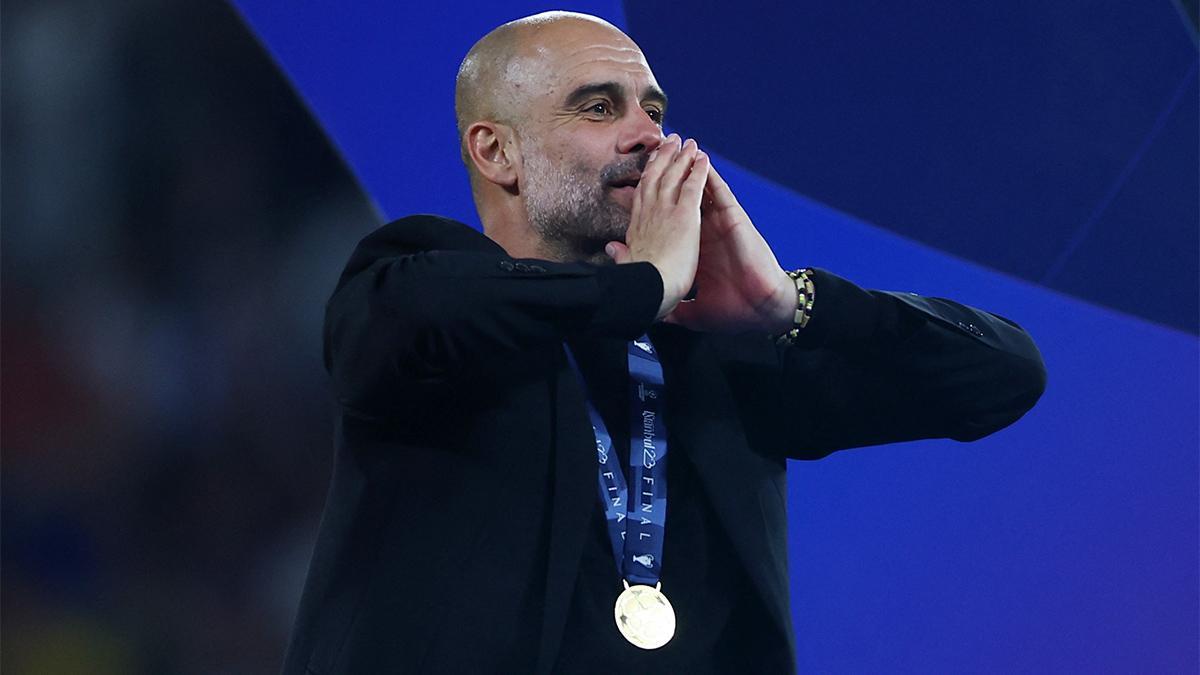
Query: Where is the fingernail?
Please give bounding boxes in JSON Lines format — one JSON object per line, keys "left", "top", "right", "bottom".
{"left": 605, "top": 243, "right": 616, "bottom": 258}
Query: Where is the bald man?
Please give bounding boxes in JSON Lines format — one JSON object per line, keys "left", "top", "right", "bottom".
{"left": 283, "top": 12, "right": 1045, "bottom": 674}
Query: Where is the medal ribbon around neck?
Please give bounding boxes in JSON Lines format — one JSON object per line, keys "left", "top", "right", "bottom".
{"left": 565, "top": 335, "right": 668, "bottom": 587}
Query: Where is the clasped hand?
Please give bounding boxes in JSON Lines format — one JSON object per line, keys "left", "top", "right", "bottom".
{"left": 605, "top": 134, "right": 795, "bottom": 335}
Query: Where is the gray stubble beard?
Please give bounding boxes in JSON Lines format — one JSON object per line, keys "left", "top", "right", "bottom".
{"left": 522, "top": 143, "right": 640, "bottom": 264}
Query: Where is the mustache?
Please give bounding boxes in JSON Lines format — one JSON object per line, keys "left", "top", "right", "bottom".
{"left": 599, "top": 154, "right": 649, "bottom": 185}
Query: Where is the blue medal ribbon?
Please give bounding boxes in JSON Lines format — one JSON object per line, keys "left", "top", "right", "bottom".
{"left": 566, "top": 335, "right": 668, "bottom": 586}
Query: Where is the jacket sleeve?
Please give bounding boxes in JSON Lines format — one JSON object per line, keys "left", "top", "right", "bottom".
{"left": 714, "top": 269, "right": 1047, "bottom": 460}
{"left": 323, "top": 217, "right": 664, "bottom": 417}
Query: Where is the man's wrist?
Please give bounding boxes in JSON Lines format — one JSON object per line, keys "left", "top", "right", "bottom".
{"left": 772, "top": 268, "right": 816, "bottom": 346}
{"left": 762, "top": 269, "right": 797, "bottom": 334}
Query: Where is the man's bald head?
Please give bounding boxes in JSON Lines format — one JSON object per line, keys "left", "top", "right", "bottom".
{"left": 454, "top": 12, "right": 665, "bottom": 262}
{"left": 454, "top": 11, "right": 633, "bottom": 163}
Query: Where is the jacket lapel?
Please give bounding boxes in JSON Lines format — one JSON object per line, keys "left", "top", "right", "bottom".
{"left": 535, "top": 347, "right": 601, "bottom": 674}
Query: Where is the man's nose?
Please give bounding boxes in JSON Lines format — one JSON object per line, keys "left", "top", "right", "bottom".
{"left": 618, "top": 109, "right": 665, "bottom": 155}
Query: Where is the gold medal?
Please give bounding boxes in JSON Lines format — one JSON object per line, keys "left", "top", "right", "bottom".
{"left": 613, "top": 580, "right": 676, "bottom": 649}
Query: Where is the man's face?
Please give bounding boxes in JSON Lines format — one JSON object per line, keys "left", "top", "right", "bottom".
{"left": 514, "top": 23, "right": 667, "bottom": 261}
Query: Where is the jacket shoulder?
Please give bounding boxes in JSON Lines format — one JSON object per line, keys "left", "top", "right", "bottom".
{"left": 333, "top": 214, "right": 504, "bottom": 295}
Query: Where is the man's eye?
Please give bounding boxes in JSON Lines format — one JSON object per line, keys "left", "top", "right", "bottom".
{"left": 645, "top": 108, "right": 664, "bottom": 124}
{"left": 586, "top": 102, "right": 611, "bottom": 116}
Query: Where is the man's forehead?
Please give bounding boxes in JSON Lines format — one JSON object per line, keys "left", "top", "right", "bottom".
{"left": 519, "top": 43, "right": 658, "bottom": 102}
{"left": 560, "top": 43, "right": 653, "bottom": 76}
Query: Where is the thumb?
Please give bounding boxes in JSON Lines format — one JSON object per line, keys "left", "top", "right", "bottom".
{"left": 605, "top": 241, "right": 632, "bottom": 264}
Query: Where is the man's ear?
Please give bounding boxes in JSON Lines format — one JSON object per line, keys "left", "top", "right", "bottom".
{"left": 465, "top": 121, "right": 519, "bottom": 190}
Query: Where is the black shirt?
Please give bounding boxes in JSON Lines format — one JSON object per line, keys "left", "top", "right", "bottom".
{"left": 554, "top": 335, "right": 788, "bottom": 673}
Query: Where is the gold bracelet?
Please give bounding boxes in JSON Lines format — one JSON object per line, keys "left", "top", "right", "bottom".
{"left": 774, "top": 268, "right": 815, "bottom": 347}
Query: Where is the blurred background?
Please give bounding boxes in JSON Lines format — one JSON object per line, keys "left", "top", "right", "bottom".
{"left": 3, "top": 1, "right": 1197, "bottom": 673}
{"left": 2, "top": 1, "right": 377, "bottom": 671}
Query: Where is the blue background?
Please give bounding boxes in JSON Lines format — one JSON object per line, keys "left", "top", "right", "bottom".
{"left": 230, "top": 2, "right": 1198, "bottom": 670}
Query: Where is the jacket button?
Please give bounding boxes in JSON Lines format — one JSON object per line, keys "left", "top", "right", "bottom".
{"left": 530, "top": 264, "right": 547, "bottom": 273}
{"left": 499, "top": 261, "right": 515, "bottom": 272}
{"left": 514, "top": 262, "right": 531, "bottom": 272}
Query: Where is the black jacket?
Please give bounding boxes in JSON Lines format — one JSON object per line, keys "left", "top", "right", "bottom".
{"left": 283, "top": 214, "right": 1046, "bottom": 674}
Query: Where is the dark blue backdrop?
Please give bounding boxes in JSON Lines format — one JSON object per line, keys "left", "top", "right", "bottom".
{"left": 231, "top": 2, "right": 1199, "bottom": 670}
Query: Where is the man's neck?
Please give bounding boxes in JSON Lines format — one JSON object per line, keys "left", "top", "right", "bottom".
{"left": 486, "top": 226, "right": 611, "bottom": 266}
{"left": 485, "top": 227, "right": 543, "bottom": 259}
